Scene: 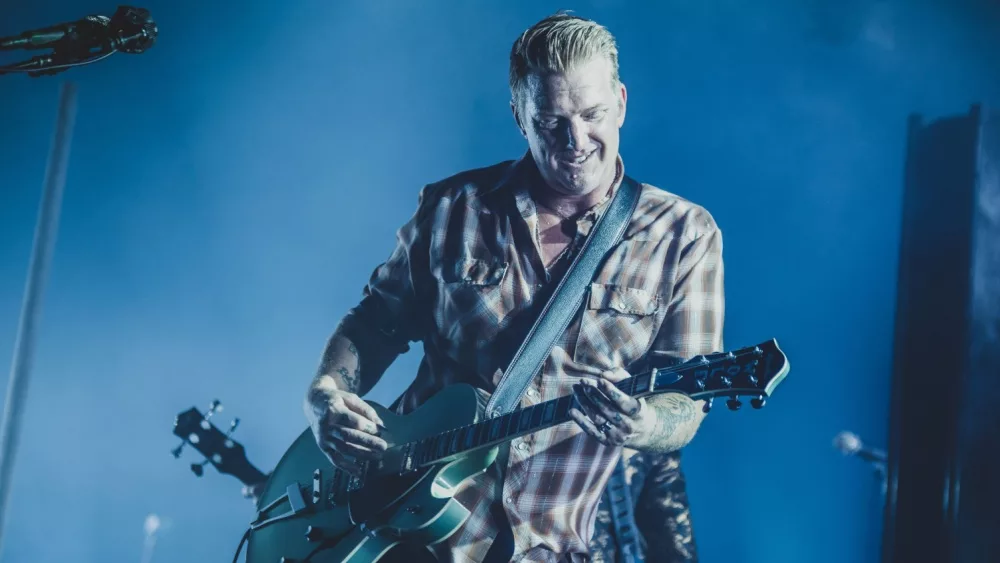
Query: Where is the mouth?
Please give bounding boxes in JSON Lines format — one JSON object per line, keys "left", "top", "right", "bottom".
{"left": 557, "top": 149, "right": 596, "bottom": 167}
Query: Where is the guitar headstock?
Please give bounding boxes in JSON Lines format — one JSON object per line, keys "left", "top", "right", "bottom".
{"left": 171, "top": 400, "right": 265, "bottom": 487}
{"left": 652, "top": 339, "right": 790, "bottom": 412}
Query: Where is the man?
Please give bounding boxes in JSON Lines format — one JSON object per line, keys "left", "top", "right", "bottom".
{"left": 304, "top": 11, "right": 724, "bottom": 562}
{"left": 589, "top": 450, "right": 699, "bottom": 562}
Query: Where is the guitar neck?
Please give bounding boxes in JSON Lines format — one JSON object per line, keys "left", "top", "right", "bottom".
{"left": 403, "top": 340, "right": 786, "bottom": 470}
{"left": 407, "top": 370, "right": 658, "bottom": 468}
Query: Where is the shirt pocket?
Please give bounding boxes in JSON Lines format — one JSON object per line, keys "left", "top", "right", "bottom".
{"left": 573, "top": 283, "right": 661, "bottom": 370}
{"left": 435, "top": 256, "right": 509, "bottom": 344}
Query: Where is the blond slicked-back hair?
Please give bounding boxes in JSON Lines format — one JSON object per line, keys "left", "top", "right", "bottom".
{"left": 509, "top": 11, "right": 621, "bottom": 109}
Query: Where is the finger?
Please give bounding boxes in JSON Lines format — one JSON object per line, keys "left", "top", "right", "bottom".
{"left": 568, "top": 407, "right": 612, "bottom": 446}
{"left": 327, "top": 427, "right": 388, "bottom": 457}
{"left": 600, "top": 367, "right": 632, "bottom": 383}
{"left": 578, "top": 382, "right": 625, "bottom": 425}
{"left": 578, "top": 383, "right": 637, "bottom": 438}
{"left": 597, "top": 376, "right": 642, "bottom": 417}
{"left": 341, "top": 394, "right": 386, "bottom": 428}
{"left": 330, "top": 408, "right": 383, "bottom": 437}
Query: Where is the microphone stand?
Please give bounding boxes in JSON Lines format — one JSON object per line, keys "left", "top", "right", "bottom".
{"left": 0, "top": 48, "right": 117, "bottom": 77}
{"left": 0, "top": 81, "right": 78, "bottom": 559}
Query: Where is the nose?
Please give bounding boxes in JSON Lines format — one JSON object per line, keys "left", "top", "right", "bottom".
{"left": 563, "top": 118, "right": 588, "bottom": 150}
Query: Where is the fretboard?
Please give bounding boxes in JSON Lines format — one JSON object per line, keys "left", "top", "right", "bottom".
{"left": 403, "top": 370, "right": 656, "bottom": 470}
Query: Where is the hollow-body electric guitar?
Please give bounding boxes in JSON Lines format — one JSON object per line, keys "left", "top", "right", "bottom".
{"left": 172, "top": 339, "right": 789, "bottom": 563}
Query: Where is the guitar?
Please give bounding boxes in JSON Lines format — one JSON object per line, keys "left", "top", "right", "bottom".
{"left": 228, "top": 339, "right": 788, "bottom": 563}
{"left": 172, "top": 399, "right": 269, "bottom": 492}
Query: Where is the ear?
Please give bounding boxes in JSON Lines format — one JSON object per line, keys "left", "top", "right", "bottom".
{"left": 616, "top": 82, "right": 628, "bottom": 128}
{"left": 510, "top": 100, "right": 528, "bottom": 139}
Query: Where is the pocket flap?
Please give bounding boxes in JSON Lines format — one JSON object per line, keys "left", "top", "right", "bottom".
{"left": 587, "top": 284, "right": 659, "bottom": 316}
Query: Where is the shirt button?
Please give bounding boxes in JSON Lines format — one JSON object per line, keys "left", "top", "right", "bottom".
{"left": 517, "top": 442, "right": 528, "bottom": 452}
{"left": 505, "top": 496, "right": 514, "bottom": 504}
{"left": 526, "top": 389, "right": 538, "bottom": 398}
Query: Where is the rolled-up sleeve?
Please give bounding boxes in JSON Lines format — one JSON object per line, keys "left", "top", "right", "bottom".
{"left": 337, "top": 184, "right": 438, "bottom": 376}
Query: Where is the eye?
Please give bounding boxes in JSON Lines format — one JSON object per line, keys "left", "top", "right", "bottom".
{"left": 583, "top": 109, "right": 607, "bottom": 121}
{"left": 537, "top": 118, "right": 559, "bottom": 130}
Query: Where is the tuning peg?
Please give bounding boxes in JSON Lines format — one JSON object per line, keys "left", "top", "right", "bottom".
{"left": 226, "top": 418, "right": 240, "bottom": 437}
{"left": 726, "top": 396, "right": 742, "bottom": 411}
{"left": 748, "top": 375, "right": 759, "bottom": 387}
{"left": 190, "top": 459, "right": 208, "bottom": 477}
{"left": 750, "top": 395, "right": 766, "bottom": 409}
{"left": 720, "top": 376, "right": 732, "bottom": 388}
{"left": 205, "top": 400, "right": 223, "bottom": 421}
{"left": 702, "top": 397, "right": 714, "bottom": 413}
{"left": 171, "top": 441, "right": 186, "bottom": 458}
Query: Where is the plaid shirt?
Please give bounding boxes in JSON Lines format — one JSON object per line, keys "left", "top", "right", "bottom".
{"left": 339, "top": 152, "right": 724, "bottom": 562}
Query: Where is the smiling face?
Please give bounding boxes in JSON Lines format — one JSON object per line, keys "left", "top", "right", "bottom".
{"left": 513, "top": 56, "right": 627, "bottom": 199}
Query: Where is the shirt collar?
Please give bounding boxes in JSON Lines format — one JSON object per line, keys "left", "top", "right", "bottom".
{"left": 486, "top": 150, "right": 627, "bottom": 223}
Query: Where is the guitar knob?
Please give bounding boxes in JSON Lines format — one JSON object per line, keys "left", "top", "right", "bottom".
{"left": 702, "top": 397, "right": 714, "bottom": 413}
{"left": 751, "top": 395, "right": 766, "bottom": 409}
{"left": 304, "top": 525, "right": 323, "bottom": 542}
{"left": 726, "top": 397, "right": 742, "bottom": 411}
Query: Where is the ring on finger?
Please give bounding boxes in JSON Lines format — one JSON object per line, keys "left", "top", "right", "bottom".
{"left": 598, "top": 420, "right": 613, "bottom": 434}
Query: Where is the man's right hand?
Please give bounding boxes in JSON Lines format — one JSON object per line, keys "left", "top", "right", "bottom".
{"left": 305, "top": 385, "right": 388, "bottom": 477}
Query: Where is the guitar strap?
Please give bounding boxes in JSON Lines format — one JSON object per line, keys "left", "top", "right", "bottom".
{"left": 605, "top": 455, "right": 645, "bottom": 563}
{"left": 483, "top": 174, "right": 642, "bottom": 419}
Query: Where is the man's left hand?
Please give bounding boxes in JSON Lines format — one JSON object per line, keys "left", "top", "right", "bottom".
{"left": 568, "top": 368, "right": 655, "bottom": 447}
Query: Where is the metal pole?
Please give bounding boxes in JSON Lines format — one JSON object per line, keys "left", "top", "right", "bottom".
{"left": 0, "top": 81, "right": 77, "bottom": 558}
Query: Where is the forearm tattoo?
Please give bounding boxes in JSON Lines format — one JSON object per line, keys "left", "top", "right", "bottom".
{"left": 641, "top": 394, "right": 699, "bottom": 453}
{"left": 316, "top": 330, "right": 363, "bottom": 393}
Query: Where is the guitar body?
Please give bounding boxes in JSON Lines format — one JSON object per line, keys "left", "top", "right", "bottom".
{"left": 245, "top": 384, "right": 497, "bottom": 563}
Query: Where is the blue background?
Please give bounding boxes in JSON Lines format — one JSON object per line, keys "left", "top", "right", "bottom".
{"left": 2, "top": 1, "right": 999, "bottom": 561}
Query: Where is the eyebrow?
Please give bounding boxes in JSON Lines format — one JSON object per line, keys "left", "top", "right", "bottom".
{"left": 535, "top": 103, "right": 608, "bottom": 118}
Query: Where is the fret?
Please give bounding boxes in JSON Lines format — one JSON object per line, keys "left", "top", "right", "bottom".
{"left": 505, "top": 411, "right": 522, "bottom": 438}
{"left": 488, "top": 417, "right": 504, "bottom": 442}
{"left": 448, "top": 430, "right": 461, "bottom": 455}
{"left": 555, "top": 395, "right": 573, "bottom": 419}
{"left": 502, "top": 412, "right": 516, "bottom": 436}
{"left": 425, "top": 436, "right": 437, "bottom": 462}
{"left": 435, "top": 434, "right": 448, "bottom": 459}
{"left": 528, "top": 403, "right": 544, "bottom": 427}
{"left": 423, "top": 439, "right": 435, "bottom": 464}
{"left": 413, "top": 440, "right": 426, "bottom": 465}
{"left": 633, "top": 372, "right": 651, "bottom": 394}
{"left": 541, "top": 400, "right": 556, "bottom": 423}
{"left": 427, "top": 435, "right": 438, "bottom": 461}
{"left": 518, "top": 407, "right": 534, "bottom": 432}
{"left": 462, "top": 426, "right": 476, "bottom": 449}
{"left": 473, "top": 422, "right": 487, "bottom": 447}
